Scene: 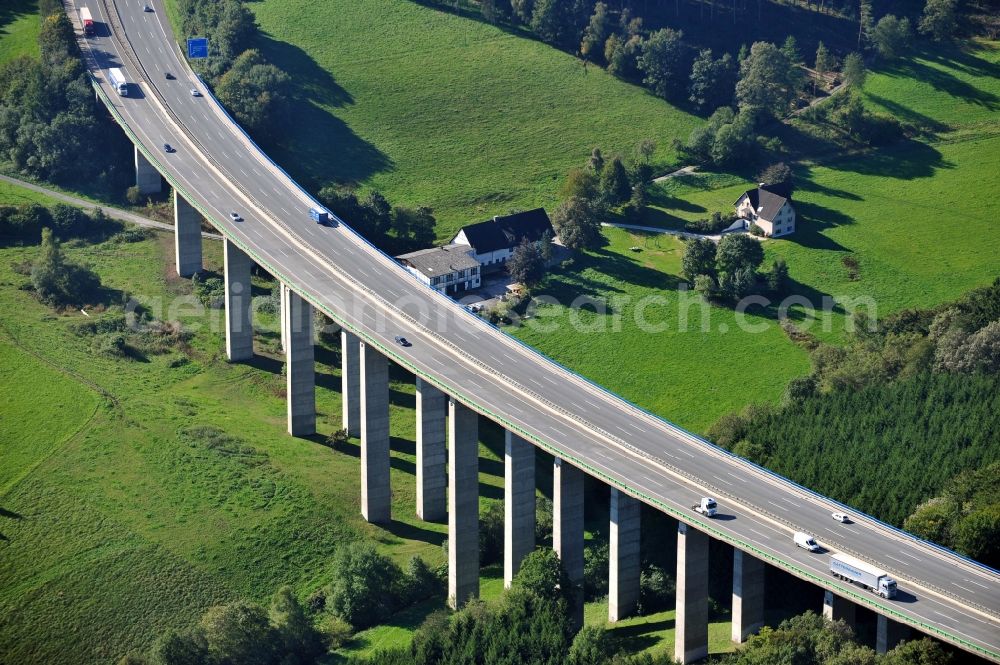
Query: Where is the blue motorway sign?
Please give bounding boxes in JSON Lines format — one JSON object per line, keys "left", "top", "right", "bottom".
{"left": 187, "top": 37, "right": 209, "bottom": 59}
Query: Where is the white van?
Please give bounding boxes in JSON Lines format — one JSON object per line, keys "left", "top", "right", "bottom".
{"left": 794, "top": 532, "right": 820, "bottom": 552}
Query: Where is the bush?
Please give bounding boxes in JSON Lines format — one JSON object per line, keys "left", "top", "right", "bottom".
{"left": 684, "top": 211, "right": 736, "bottom": 234}
{"left": 325, "top": 542, "right": 406, "bottom": 628}
{"left": 125, "top": 186, "right": 144, "bottom": 206}
{"left": 91, "top": 332, "right": 128, "bottom": 358}
{"left": 583, "top": 540, "right": 609, "bottom": 600}
{"left": 480, "top": 500, "right": 505, "bottom": 565}
{"left": 638, "top": 564, "right": 674, "bottom": 614}
{"left": 31, "top": 228, "right": 102, "bottom": 307}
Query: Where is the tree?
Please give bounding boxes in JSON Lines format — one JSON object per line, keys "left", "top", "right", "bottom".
{"left": 638, "top": 28, "right": 686, "bottom": 100}
{"left": 539, "top": 229, "right": 554, "bottom": 263}
{"left": 200, "top": 601, "right": 279, "bottom": 665}
{"left": 689, "top": 49, "right": 736, "bottom": 112}
{"left": 859, "top": 0, "right": 875, "bottom": 50}
{"left": 215, "top": 49, "right": 290, "bottom": 134}
{"left": 766, "top": 258, "right": 789, "bottom": 293}
{"left": 530, "top": 0, "right": 586, "bottom": 48}
{"left": 510, "top": 0, "right": 535, "bottom": 24}
{"left": 781, "top": 35, "right": 801, "bottom": 64}
{"left": 871, "top": 15, "right": 912, "bottom": 59}
{"left": 682, "top": 238, "right": 717, "bottom": 282}
{"left": 508, "top": 238, "right": 546, "bottom": 286}
{"left": 588, "top": 147, "right": 605, "bottom": 173}
{"left": 736, "top": 41, "right": 799, "bottom": 119}
{"left": 566, "top": 625, "right": 611, "bottom": 665}
{"left": 481, "top": 0, "right": 511, "bottom": 24}
{"left": 560, "top": 167, "right": 598, "bottom": 200}
{"left": 605, "top": 34, "right": 643, "bottom": 81}
{"left": 756, "top": 162, "right": 792, "bottom": 188}
{"left": 955, "top": 508, "right": 1000, "bottom": 567}
{"left": 580, "top": 2, "right": 610, "bottom": 62}
{"left": 552, "top": 197, "right": 604, "bottom": 250}
{"left": 904, "top": 497, "right": 959, "bottom": 545}
{"left": 717, "top": 234, "right": 764, "bottom": 275}
{"left": 31, "top": 228, "right": 101, "bottom": 307}
{"left": 392, "top": 205, "right": 436, "bottom": 248}
{"left": 512, "top": 548, "right": 573, "bottom": 605}
{"left": 694, "top": 273, "right": 717, "bottom": 298}
{"left": 636, "top": 138, "right": 656, "bottom": 164}
{"left": 270, "top": 586, "right": 325, "bottom": 662}
{"left": 842, "top": 52, "right": 867, "bottom": 89}
{"left": 599, "top": 156, "right": 631, "bottom": 205}
{"left": 325, "top": 541, "right": 405, "bottom": 628}
{"left": 815, "top": 41, "right": 833, "bottom": 79}
{"left": 919, "top": 0, "right": 958, "bottom": 41}
{"left": 147, "top": 629, "right": 208, "bottom": 665}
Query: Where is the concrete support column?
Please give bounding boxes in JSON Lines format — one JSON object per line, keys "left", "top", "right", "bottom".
{"left": 134, "top": 146, "right": 161, "bottom": 194}
{"left": 732, "top": 549, "right": 765, "bottom": 643}
{"left": 360, "top": 341, "right": 390, "bottom": 523}
{"left": 280, "top": 283, "right": 288, "bottom": 353}
{"left": 822, "top": 590, "right": 856, "bottom": 625}
{"left": 609, "top": 489, "right": 641, "bottom": 622}
{"left": 173, "top": 190, "right": 202, "bottom": 277}
{"left": 282, "top": 288, "right": 315, "bottom": 436}
{"left": 340, "top": 330, "right": 360, "bottom": 437}
{"left": 416, "top": 377, "right": 447, "bottom": 522}
{"left": 675, "top": 522, "right": 709, "bottom": 664}
{"left": 553, "top": 457, "right": 584, "bottom": 630}
{"left": 504, "top": 431, "right": 535, "bottom": 588}
{"left": 448, "top": 398, "right": 479, "bottom": 609}
{"left": 223, "top": 239, "right": 253, "bottom": 362}
{"left": 876, "top": 614, "right": 909, "bottom": 654}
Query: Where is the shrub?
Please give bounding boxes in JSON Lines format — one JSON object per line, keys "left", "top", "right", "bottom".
{"left": 31, "top": 228, "right": 102, "bottom": 307}
{"left": 638, "top": 564, "right": 674, "bottom": 614}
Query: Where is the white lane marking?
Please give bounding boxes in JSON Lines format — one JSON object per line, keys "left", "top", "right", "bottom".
{"left": 678, "top": 449, "right": 694, "bottom": 458}
{"left": 280, "top": 206, "right": 291, "bottom": 216}
{"left": 712, "top": 474, "right": 733, "bottom": 486}
{"left": 727, "top": 471, "right": 747, "bottom": 482}
{"left": 965, "top": 579, "right": 989, "bottom": 590}
{"left": 897, "top": 551, "right": 922, "bottom": 562}
{"left": 952, "top": 583, "right": 975, "bottom": 594}
{"left": 884, "top": 554, "right": 909, "bottom": 566}
{"left": 779, "top": 496, "right": 799, "bottom": 507}
{"left": 748, "top": 528, "right": 770, "bottom": 539}
{"left": 767, "top": 500, "right": 785, "bottom": 511}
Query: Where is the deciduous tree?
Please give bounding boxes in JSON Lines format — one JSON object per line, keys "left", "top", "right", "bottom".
{"left": 638, "top": 28, "right": 686, "bottom": 100}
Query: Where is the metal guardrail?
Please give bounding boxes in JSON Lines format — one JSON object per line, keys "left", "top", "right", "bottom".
{"left": 77, "top": 2, "right": 999, "bottom": 656}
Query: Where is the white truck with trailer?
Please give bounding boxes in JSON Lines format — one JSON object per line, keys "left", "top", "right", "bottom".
{"left": 830, "top": 552, "right": 898, "bottom": 599}
{"left": 108, "top": 67, "right": 128, "bottom": 96}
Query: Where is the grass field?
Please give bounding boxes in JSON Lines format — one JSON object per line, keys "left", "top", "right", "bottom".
{"left": 510, "top": 226, "right": 811, "bottom": 431}
{"left": 243, "top": 0, "right": 701, "bottom": 240}
{"left": 0, "top": 0, "right": 40, "bottom": 64}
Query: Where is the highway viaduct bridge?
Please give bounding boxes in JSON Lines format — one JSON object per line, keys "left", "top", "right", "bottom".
{"left": 67, "top": 1, "right": 1000, "bottom": 661}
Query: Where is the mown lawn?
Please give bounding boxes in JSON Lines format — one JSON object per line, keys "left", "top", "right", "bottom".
{"left": 0, "top": 0, "right": 39, "bottom": 64}
{"left": 244, "top": 0, "right": 701, "bottom": 240}
{"left": 510, "top": 227, "right": 811, "bottom": 432}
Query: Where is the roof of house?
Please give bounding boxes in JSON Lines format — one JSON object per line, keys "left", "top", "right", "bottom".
{"left": 734, "top": 183, "right": 793, "bottom": 222}
{"left": 453, "top": 208, "right": 554, "bottom": 254}
{"left": 397, "top": 244, "right": 480, "bottom": 279}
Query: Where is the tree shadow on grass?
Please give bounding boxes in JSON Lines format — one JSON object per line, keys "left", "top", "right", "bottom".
{"left": 827, "top": 137, "right": 953, "bottom": 180}
{"left": 864, "top": 94, "right": 950, "bottom": 137}
{"left": 252, "top": 33, "right": 392, "bottom": 189}
{"left": 609, "top": 616, "right": 675, "bottom": 653}
{"left": 0, "top": 0, "right": 36, "bottom": 31}
{"left": 877, "top": 47, "right": 1000, "bottom": 111}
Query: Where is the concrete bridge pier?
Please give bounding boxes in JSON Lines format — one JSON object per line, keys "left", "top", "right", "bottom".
{"left": 448, "top": 398, "right": 479, "bottom": 609}
{"left": 416, "top": 378, "right": 447, "bottom": 522}
{"left": 173, "top": 190, "right": 202, "bottom": 277}
{"left": 675, "top": 522, "right": 709, "bottom": 664}
{"left": 877, "top": 614, "right": 910, "bottom": 654}
{"left": 282, "top": 287, "right": 315, "bottom": 436}
{"left": 553, "top": 457, "right": 585, "bottom": 630}
{"left": 340, "top": 330, "right": 360, "bottom": 437}
{"left": 823, "top": 590, "right": 856, "bottom": 625}
{"left": 134, "top": 146, "right": 161, "bottom": 194}
{"left": 223, "top": 239, "right": 253, "bottom": 362}
{"left": 732, "top": 549, "right": 765, "bottom": 643}
{"left": 360, "top": 341, "right": 391, "bottom": 523}
{"left": 504, "top": 431, "right": 535, "bottom": 588}
{"left": 609, "top": 489, "right": 641, "bottom": 622}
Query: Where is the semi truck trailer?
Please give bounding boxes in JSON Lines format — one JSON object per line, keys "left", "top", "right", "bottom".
{"left": 79, "top": 7, "right": 95, "bottom": 36}
{"left": 108, "top": 68, "right": 128, "bottom": 96}
{"left": 830, "top": 552, "right": 897, "bottom": 599}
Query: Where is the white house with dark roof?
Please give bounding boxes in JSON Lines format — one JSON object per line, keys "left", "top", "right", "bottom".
{"left": 450, "top": 208, "right": 555, "bottom": 269}
{"left": 396, "top": 244, "right": 481, "bottom": 294}
{"left": 734, "top": 183, "right": 796, "bottom": 237}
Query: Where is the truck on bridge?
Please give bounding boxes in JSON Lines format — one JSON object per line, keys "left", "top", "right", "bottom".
{"left": 108, "top": 67, "right": 128, "bottom": 96}
{"left": 830, "top": 552, "right": 898, "bottom": 599}
{"left": 79, "top": 7, "right": 95, "bottom": 37}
